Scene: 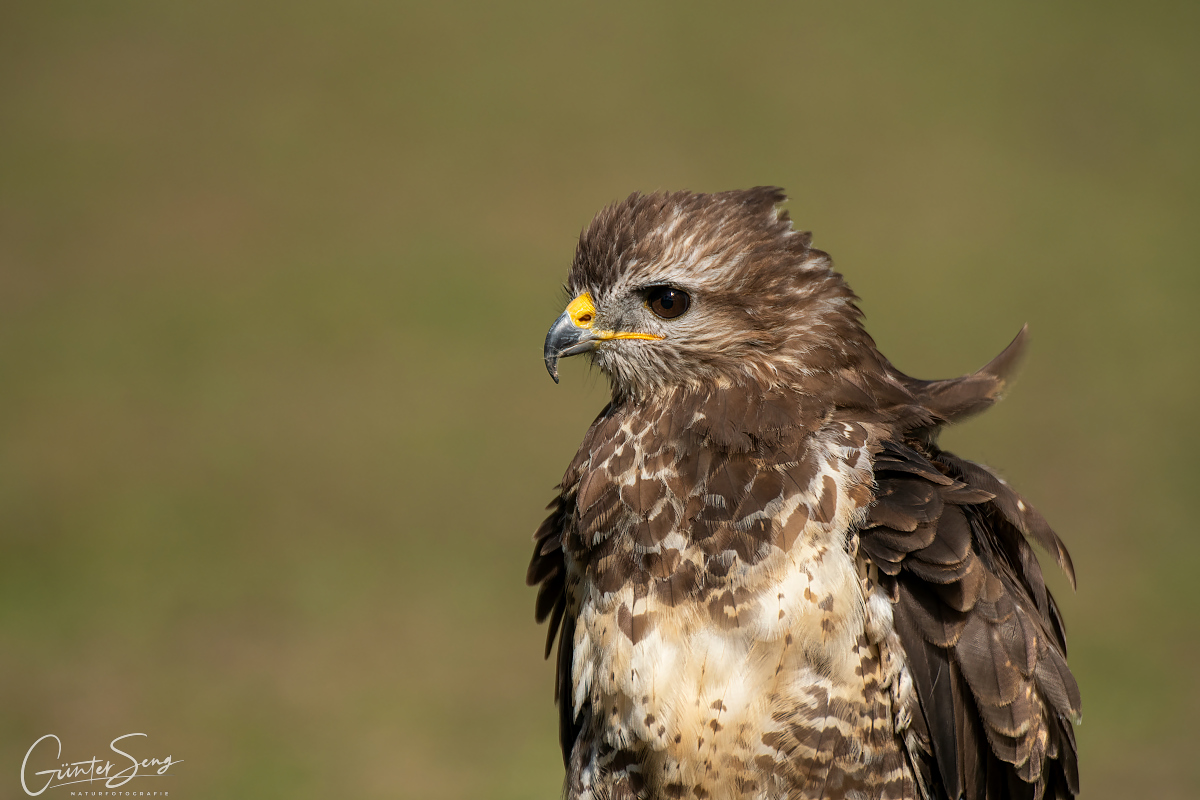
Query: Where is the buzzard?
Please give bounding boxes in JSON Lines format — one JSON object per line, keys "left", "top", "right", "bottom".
{"left": 528, "top": 188, "right": 1079, "bottom": 800}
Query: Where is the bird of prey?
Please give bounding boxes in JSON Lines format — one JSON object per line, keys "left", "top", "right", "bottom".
{"left": 528, "top": 188, "right": 1079, "bottom": 800}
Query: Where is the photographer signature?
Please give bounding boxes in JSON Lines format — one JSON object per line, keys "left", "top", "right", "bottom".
{"left": 21, "top": 733, "right": 180, "bottom": 796}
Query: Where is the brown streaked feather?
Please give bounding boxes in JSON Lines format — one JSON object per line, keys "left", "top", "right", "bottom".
{"left": 892, "top": 586, "right": 961, "bottom": 797}
{"left": 938, "top": 453, "right": 1076, "bottom": 589}
{"left": 528, "top": 495, "right": 570, "bottom": 659}
{"left": 875, "top": 440, "right": 958, "bottom": 485}
{"left": 735, "top": 468, "right": 785, "bottom": 522}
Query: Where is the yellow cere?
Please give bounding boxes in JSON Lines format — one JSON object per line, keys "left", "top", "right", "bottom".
{"left": 566, "top": 292, "right": 598, "bottom": 328}
{"left": 565, "top": 292, "right": 664, "bottom": 342}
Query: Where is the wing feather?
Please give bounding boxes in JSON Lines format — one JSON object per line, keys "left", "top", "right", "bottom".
{"left": 861, "top": 439, "right": 1080, "bottom": 799}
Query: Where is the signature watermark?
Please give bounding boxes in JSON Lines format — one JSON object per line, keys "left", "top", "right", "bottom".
{"left": 21, "top": 733, "right": 180, "bottom": 796}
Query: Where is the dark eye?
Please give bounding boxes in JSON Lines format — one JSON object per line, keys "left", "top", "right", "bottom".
{"left": 646, "top": 286, "right": 690, "bottom": 319}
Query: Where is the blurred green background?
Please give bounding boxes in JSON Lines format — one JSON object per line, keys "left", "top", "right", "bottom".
{"left": 1, "top": 2, "right": 1196, "bottom": 798}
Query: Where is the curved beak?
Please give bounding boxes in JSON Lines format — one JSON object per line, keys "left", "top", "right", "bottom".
{"left": 544, "top": 310, "right": 600, "bottom": 383}
{"left": 544, "top": 293, "right": 603, "bottom": 383}
{"left": 543, "top": 292, "right": 663, "bottom": 383}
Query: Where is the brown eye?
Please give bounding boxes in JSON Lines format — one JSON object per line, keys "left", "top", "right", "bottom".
{"left": 646, "top": 286, "right": 690, "bottom": 319}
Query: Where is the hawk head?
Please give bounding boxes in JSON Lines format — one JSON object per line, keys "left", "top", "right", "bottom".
{"left": 544, "top": 188, "right": 874, "bottom": 400}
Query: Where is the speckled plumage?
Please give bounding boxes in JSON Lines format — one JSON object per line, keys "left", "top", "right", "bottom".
{"left": 528, "top": 189, "right": 1079, "bottom": 800}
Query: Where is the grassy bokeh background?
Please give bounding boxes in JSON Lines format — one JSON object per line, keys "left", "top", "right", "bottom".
{"left": 1, "top": 2, "right": 1197, "bottom": 797}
